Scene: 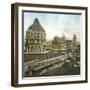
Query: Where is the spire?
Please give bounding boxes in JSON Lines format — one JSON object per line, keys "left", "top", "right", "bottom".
{"left": 62, "top": 33, "right": 66, "bottom": 41}
{"left": 28, "top": 18, "right": 45, "bottom": 32}
{"left": 34, "top": 18, "right": 40, "bottom": 25}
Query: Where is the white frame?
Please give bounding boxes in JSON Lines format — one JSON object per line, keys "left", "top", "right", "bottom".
{"left": 18, "top": 6, "right": 86, "bottom": 84}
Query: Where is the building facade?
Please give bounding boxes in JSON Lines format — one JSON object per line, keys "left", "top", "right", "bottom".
{"left": 24, "top": 18, "right": 46, "bottom": 53}
{"left": 51, "top": 34, "right": 66, "bottom": 51}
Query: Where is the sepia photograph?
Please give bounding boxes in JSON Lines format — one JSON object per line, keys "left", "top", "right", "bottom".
{"left": 23, "top": 11, "right": 81, "bottom": 77}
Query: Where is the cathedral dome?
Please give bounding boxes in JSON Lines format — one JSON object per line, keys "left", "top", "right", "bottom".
{"left": 28, "top": 18, "right": 45, "bottom": 32}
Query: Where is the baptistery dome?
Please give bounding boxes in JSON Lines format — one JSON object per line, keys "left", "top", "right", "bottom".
{"left": 25, "top": 18, "right": 46, "bottom": 53}
{"left": 28, "top": 18, "right": 45, "bottom": 32}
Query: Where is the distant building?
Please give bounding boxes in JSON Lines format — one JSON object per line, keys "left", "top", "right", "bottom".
{"left": 24, "top": 18, "right": 80, "bottom": 55}
{"left": 52, "top": 36, "right": 61, "bottom": 50}
{"left": 51, "top": 34, "right": 66, "bottom": 51}
{"left": 66, "top": 40, "right": 73, "bottom": 52}
{"left": 73, "top": 34, "right": 77, "bottom": 42}
{"left": 24, "top": 18, "right": 46, "bottom": 53}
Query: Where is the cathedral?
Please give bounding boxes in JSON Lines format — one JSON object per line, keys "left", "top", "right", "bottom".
{"left": 24, "top": 18, "right": 46, "bottom": 53}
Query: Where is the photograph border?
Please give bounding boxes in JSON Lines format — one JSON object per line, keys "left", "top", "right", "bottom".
{"left": 11, "top": 3, "right": 88, "bottom": 87}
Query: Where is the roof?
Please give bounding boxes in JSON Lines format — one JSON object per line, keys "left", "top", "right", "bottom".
{"left": 28, "top": 18, "right": 45, "bottom": 33}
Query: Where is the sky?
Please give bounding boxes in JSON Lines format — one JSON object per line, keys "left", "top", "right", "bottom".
{"left": 23, "top": 12, "right": 81, "bottom": 41}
